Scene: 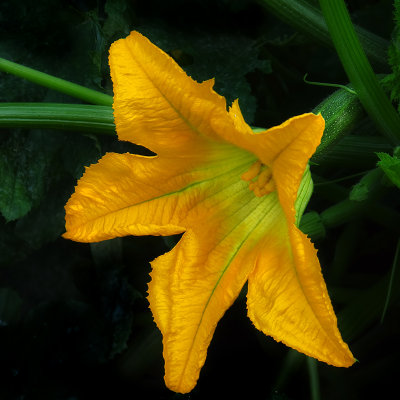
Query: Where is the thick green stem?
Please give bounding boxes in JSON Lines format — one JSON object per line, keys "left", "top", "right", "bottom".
{"left": 257, "top": 0, "right": 389, "bottom": 71}
{"left": 0, "top": 103, "right": 115, "bottom": 134}
{"left": 319, "top": 0, "right": 400, "bottom": 144}
{"left": 1, "top": 101, "right": 391, "bottom": 168}
{"left": 0, "top": 57, "right": 113, "bottom": 106}
{"left": 320, "top": 199, "right": 365, "bottom": 228}
{"left": 318, "top": 195, "right": 400, "bottom": 234}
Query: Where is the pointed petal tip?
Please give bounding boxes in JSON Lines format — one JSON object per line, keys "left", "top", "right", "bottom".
{"left": 316, "top": 348, "right": 356, "bottom": 368}
{"left": 61, "top": 229, "right": 92, "bottom": 243}
{"left": 273, "top": 332, "right": 355, "bottom": 368}
{"left": 61, "top": 231, "right": 70, "bottom": 240}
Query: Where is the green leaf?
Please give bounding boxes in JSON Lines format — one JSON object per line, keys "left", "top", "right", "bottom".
{"left": 13, "top": 179, "right": 69, "bottom": 249}
{"left": 349, "top": 168, "right": 383, "bottom": 201}
{"left": 103, "top": 0, "right": 132, "bottom": 42}
{"left": 376, "top": 151, "right": 400, "bottom": 189}
{"left": 0, "top": 131, "right": 53, "bottom": 221}
{"left": 0, "top": 129, "right": 101, "bottom": 251}
{"left": 349, "top": 181, "right": 370, "bottom": 202}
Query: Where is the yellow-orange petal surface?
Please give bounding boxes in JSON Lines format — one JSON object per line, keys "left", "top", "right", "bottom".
{"left": 64, "top": 30, "right": 355, "bottom": 395}
{"left": 64, "top": 144, "right": 255, "bottom": 242}
{"left": 247, "top": 219, "right": 355, "bottom": 367}
{"left": 109, "top": 31, "right": 232, "bottom": 155}
{"left": 148, "top": 191, "right": 287, "bottom": 393}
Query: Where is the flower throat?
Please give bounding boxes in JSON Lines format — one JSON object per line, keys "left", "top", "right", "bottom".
{"left": 241, "top": 160, "right": 275, "bottom": 198}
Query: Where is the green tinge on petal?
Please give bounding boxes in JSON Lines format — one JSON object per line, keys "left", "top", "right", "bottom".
{"left": 294, "top": 164, "right": 314, "bottom": 227}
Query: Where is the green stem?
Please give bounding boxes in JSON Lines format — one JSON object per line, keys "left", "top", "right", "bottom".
{"left": 307, "top": 357, "right": 320, "bottom": 400}
{"left": 0, "top": 103, "right": 115, "bottom": 135}
{"left": 319, "top": 196, "right": 400, "bottom": 234}
{"left": 319, "top": 0, "right": 400, "bottom": 144}
{"left": 257, "top": 0, "right": 389, "bottom": 71}
{"left": 304, "top": 73, "right": 356, "bottom": 94}
{"left": 339, "top": 257, "right": 400, "bottom": 341}
{"left": 381, "top": 238, "right": 400, "bottom": 323}
{"left": 320, "top": 199, "right": 366, "bottom": 228}
{"left": 0, "top": 57, "right": 113, "bottom": 106}
{"left": 1, "top": 101, "right": 390, "bottom": 169}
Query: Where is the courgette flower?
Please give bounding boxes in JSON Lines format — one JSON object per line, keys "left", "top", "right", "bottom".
{"left": 63, "top": 31, "right": 354, "bottom": 394}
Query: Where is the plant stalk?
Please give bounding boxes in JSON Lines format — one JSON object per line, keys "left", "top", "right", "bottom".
{"left": 319, "top": 0, "right": 400, "bottom": 144}
{"left": 0, "top": 57, "right": 113, "bottom": 106}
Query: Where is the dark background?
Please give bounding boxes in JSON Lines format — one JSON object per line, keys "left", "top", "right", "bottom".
{"left": 0, "top": 0, "right": 399, "bottom": 399}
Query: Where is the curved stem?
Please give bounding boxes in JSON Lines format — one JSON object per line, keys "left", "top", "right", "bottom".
{"left": 319, "top": 0, "right": 400, "bottom": 144}
{"left": 0, "top": 57, "right": 113, "bottom": 106}
{"left": 307, "top": 357, "right": 321, "bottom": 400}
{"left": 257, "top": 0, "right": 389, "bottom": 71}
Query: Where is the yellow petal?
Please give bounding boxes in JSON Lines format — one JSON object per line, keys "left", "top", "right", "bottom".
{"left": 213, "top": 103, "right": 324, "bottom": 223}
{"left": 64, "top": 153, "right": 185, "bottom": 242}
{"left": 109, "top": 31, "right": 231, "bottom": 155}
{"left": 148, "top": 191, "right": 285, "bottom": 393}
{"left": 266, "top": 113, "right": 324, "bottom": 225}
{"left": 64, "top": 145, "right": 254, "bottom": 242}
{"left": 247, "top": 217, "right": 355, "bottom": 367}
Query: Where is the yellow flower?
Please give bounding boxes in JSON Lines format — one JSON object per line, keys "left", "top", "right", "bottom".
{"left": 63, "top": 31, "right": 354, "bottom": 394}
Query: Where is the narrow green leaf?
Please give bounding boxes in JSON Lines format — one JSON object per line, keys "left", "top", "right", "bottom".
{"left": 349, "top": 169, "right": 382, "bottom": 201}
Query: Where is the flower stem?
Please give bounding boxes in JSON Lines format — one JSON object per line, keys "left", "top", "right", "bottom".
{"left": 0, "top": 57, "right": 113, "bottom": 106}
{"left": 319, "top": 0, "right": 400, "bottom": 145}
{"left": 318, "top": 195, "right": 400, "bottom": 234}
{"left": 0, "top": 103, "right": 115, "bottom": 135}
{"left": 256, "top": 0, "right": 389, "bottom": 71}
{"left": 320, "top": 199, "right": 365, "bottom": 228}
{"left": 381, "top": 238, "right": 400, "bottom": 323}
{"left": 307, "top": 357, "right": 320, "bottom": 400}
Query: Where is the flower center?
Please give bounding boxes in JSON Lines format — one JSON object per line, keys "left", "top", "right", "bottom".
{"left": 241, "top": 160, "right": 275, "bottom": 198}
